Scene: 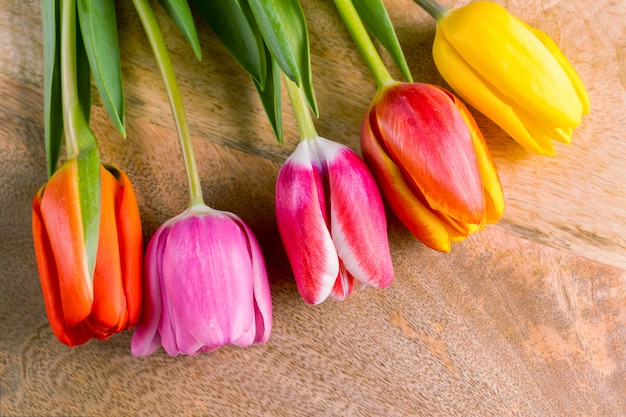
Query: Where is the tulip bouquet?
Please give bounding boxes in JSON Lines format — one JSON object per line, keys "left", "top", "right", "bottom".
{"left": 33, "top": 0, "right": 589, "bottom": 350}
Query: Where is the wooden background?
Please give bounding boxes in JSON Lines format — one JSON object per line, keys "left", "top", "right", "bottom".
{"left": 1, "top": 0, "right": 625, "bottom": 416}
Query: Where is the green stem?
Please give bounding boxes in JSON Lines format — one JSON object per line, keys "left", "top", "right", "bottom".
{"left": 284, "top": 75, "right": 317, "bottom": 141}
{"left": 132, "top": 0, "right": 204, "bottom": 208}
{"left": 413, "top": 0, "right": 448, "bottom": 21}
{"left": 60, "top": 0, "right": 93, "bottom": 158}
{"left": 333, "top": 0, "right": 394, "bottom": 89}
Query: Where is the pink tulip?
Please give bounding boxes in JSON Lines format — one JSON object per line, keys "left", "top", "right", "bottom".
{"left": 276, "top": 136, "right": 394, "bottom": 305}
{"left": 131, "top": 205, "right": 272, "bottom": 356}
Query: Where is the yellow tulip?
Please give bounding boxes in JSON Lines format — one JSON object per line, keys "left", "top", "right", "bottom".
{"left": 425, "top": 1, "right": 589, "bottom": 155}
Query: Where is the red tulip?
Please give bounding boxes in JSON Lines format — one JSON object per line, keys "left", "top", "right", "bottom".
{"left": 361, "top": 82, "right": 504, "bottom": 252}
{"left": 32, "top": 161, "right": 142, "bottom": 346}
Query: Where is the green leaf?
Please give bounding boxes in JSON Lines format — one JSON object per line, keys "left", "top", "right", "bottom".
{"left": 254, "top": 49, "right": 282, "bottom": 142}
{"left": 158, "top": 0, "right": 202, "bottom": 60}
{"left": 353, "top": 0, "right": 412, "bottom": 82}
{"left": 247, "top": 0, "right": 318, "bottom": 116}
{"left": 42, "top": 0, "right": 63, "bottom": 177}
{"left": 76, "top": 19, "right": 91, "bottom": 124}
{"left": 191, "top": 0, "right": 266, "bottom": 86}
{"left": 76, "top": 141, "right": 101, "bottom": 279}
{"left": 77, "top": 0, "right": 125, "bottom": 137}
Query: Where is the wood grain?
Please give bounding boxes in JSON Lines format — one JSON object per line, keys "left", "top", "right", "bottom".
{"left": 0, "top": 0, "right": 625, "bottom": 416}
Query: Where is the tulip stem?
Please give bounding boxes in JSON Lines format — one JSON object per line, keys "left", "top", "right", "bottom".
{"left": 132, "top": 0, "right": 204, "bottom": 208}
{"left": 413, "top": 0, "right": 448, "bottom": 21}
{"left": 333, "top": 0, "right": 394, "bottom": 89}
{"left": 284, "top": 75, "right": 318, "bottom": 141}
{"left": 60, "top": 0, "right": 96, "bottom": 159}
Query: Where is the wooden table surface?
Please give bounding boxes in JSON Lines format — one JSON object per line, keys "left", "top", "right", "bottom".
{"left": 1, "top": 0, "right": 625, "bottom": 416}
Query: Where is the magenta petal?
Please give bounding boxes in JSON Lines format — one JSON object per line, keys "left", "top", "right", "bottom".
{"left": 131, "top": 223, "right": 168, "bottom": 357}
{"left": 320, "top": 138, "right": 394, "bottom": 289}
{"left": 276, "top": 140, "right": 339, "bottom": 304}
{"left": 162, "top": 211, "right": 256, "bottom": 351}
{"left": 132, "top": 204, "right": 272, "bottom": 356}
{"left": 231, "top": 216, "right": 273, "bottom": 344}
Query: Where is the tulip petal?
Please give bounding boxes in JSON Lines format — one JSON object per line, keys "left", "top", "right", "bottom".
{"left": 131, "top": 222, "right": 168, "bottom": 357}
{"left": 373, "top": 83, "right": 485, "bottom": 225}
{"left": 318, "top": 138, "right": 393, "bottom": 289}
{"left": 453, "top": 97, "right": 505, "bottom": 223}
{"left": 40, "top": 161, "right": 94, "bottom": 327}
{"left": 361, "top": 118, "right": 453, "bottom": 252}
{"left": 107, "top": 166, "right": 143, "bottom": 328}
{"left": 276, "top": 141, "right": 339, "bottom": 304}
{"left": 439, "top": 2, "right": 583, "bottom": 130}
{"left": 432, "top": 33, "right": 555, "bottom": 155}
{"left": 527, "top": 25, "right": 589, "bottom": 115}
{"left": 32, "top": 188, "right": 91, "bottom": 347}
{"left": 229, "top": 216, "right": 272, "bottom": 344}
{"left": 163, "top": 211, "right": 256, "bottom": 351}
{"left": 330, "top": 261, "right": 355, "bottom": 301}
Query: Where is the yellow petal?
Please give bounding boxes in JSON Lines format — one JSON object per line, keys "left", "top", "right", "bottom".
{"left": 438, "top": 2, "right": 583, "bottom": 132}
{"left": 433, "top": 32, "right": 555, "bottom": 155}
{"left": 526, "top": 26, "right": 590, "bottom": 115}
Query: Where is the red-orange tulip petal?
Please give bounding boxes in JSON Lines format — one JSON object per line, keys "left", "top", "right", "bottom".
{"left": 371, "top": 83, "right": 485, "bottom": 226}
{"left": 38, "top": 159, "right": 93, "bottom": 328}
{"left": 32, "top": 187, "right": 91, "bottom": 347}
{"left": 108, "top": 165, "right": 143, "bottom": 328}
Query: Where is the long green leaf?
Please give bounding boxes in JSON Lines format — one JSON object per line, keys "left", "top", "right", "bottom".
{"left": 353, "top": 0, "right": 412, "bottom": 82}
{"left": 247, "top": 0, "right": 318, "bottom": 116}
{"left": 77, "top": 0, "right": 125, "bottom": 137}
{"left": 254, "top": 48, "right": 282, "bottom": 142}
{"left": 158, "top": 0, "right": 202, "bottom": 60}
{"left": 191, "top": 0, "right": 266, "bottom": 86}
{"left": 76, "top": 140, "right": 101, "bottom": 279}
{"left": 76, "top": 19, "right": 91, "bottom": 123}
{"left": 42, "top": 0, "right": 63, "bottom": 177}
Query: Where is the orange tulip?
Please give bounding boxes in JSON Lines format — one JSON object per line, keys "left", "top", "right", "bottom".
{"left": 361, "top": 82, "right": 504, "bottom": 252}
{"left": 32, "top": 161, "right": 142, "bottom": 346}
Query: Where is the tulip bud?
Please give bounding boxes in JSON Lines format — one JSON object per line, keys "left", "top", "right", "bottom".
{"left": 361, "top": 82, "right": 504, "bottom": 252}
{"left": 32, "top": 161, "right": 143, "bottom": 346}
{"left": 131, "top": 205, "right": 272, "bottom": 356}
{"left": 276, "top": 136, "right": 394, "bottom": 305}
{"left": 431, "top": 1, "right": 589, "bottom": 155}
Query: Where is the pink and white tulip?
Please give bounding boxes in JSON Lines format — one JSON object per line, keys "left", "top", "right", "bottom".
{"left": 276, "top": 136, "right": 394, "bottom": 305}
{"left": 131, "top": 205, "right": 272, "bottom": 356}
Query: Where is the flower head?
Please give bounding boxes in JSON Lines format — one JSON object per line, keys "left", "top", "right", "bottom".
{"left": 432, "top": 1, "right": 589, "bottom": 154}
{"left": 131, "top": 205, "right": 272, "bottom": 356}
{"left": 32, "top": 161, "right": 143, "bottom": 346}
{"left": 361, "top": 82, "right": 504, "bottom": 252}
{"left": 276, "top": 136, "right": 394, "bottom": 305}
